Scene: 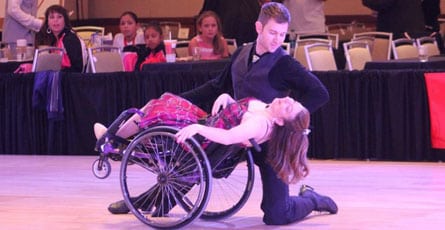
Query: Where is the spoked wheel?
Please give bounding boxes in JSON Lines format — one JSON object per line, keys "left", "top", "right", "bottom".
{"left": 92, "top": 157, "right": 112, "bottom": 179}
{"left": 120, "top": 126, "right": 212, "bottom": 229}
{"left": 200, "top": 149, "right": 255, "bottom": 220}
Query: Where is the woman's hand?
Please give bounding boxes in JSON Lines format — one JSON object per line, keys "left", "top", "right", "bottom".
{"left": 211, "top": 93, "right": 235, "bottom": 115}
{"left": 175, "top": 124, "right": 203, "bottom": 143}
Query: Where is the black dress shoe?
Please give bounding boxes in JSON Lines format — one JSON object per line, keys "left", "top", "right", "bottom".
{"left": 108, "top": 197, "right": 154, "bottom": 215}
{"left": 108, "top": 200, "right": 130, "bottom": 214}
{"left": 299, "top": 184, "right": 338, "bottom": 214}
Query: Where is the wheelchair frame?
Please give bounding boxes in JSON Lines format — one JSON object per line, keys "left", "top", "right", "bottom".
{"left": 92, "top": 109, "right": 256, "bottom": 229}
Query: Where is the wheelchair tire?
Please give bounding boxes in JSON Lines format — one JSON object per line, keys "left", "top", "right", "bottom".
{"left": 92, "top": 158, "right": 111, "bottom": 179}
{"left": 200, "top": 149, "right": 255, "bottom": 220}
{"left": 120, "top": 126, "right": 212, "bottom": 229}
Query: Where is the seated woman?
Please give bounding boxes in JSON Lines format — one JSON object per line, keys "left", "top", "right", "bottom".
{"left": 94, "top": 93, "right": 336, "bottom": 215}
{"left": 122, "top": 21, "right": 166, "bottom": 71}
{"left": 113, "top": 11, "right": 145, "bottom": 51}
{"left": 36, "top": 5, "right": 84, "bottom": 72}
{"left": 188, "top": 11, "right": 230, "bottom": 60}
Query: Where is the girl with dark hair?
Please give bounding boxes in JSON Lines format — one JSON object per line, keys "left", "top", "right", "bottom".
{"left": 113, "top": 11, "right": 145, "bottom": 51}
{"left": 122, "top": 21, "right": 166, "bottom": 71}
{"left": 188, "top": 11, "right": 229, "bottom": 60}
{"left": 38, "top": 5, "right": 83, "bottom": 72}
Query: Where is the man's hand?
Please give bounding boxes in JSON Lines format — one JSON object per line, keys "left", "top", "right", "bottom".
{"left": 211, "top": 93, "right": 235, "bottom": 115}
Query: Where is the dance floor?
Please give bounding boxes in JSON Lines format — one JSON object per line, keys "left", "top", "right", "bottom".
{"left": 1, "top": 155, "right": 444, "bottom": 229}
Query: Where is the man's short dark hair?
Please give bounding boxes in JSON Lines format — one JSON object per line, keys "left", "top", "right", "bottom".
{"left": 257, "top": 2, "right": 291, "bottom": 25}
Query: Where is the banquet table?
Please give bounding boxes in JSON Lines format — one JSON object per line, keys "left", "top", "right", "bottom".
{"left": 0, "top": 59, "right": 33, "bottom": 73}
{"left": 0, "top": 69, "right": 440, "bottom": 162}
{"left": 364, "top": 55, "right": 445, "bottom": 70}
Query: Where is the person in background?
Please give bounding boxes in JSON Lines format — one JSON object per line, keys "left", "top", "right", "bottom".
{"left": 36, "top": 5, "right": 83, "bottom": 72}
{"left": 362, "top": 0, "right": 426, "bottom": 39}
{"left": 112, "top": 11, "right": 145, "bottom": 51}
{"left": 282, "top": 0, "right": 327, "bottom": 34}
{"left": 2, "top": 0, "right": 43, "bottom": 45}
{"left": 199, "top": 0, "right": 264, "bottom": 47}
{"left": 421, "top": 0, "right": 445, "bottom": 54}
{"left": 188, "top": 11, "right": 229, "bottom": 60}
{"left": 122, "top": 21, "right": 166, "bottom": 71}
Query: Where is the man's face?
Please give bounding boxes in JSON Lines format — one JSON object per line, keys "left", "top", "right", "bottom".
{"left": 255, "top": 19, "right": 288, "bottom": 55}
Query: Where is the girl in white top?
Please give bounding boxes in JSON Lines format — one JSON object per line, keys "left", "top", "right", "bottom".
{"left": 112, "top": 11, "right": 145, "bottom": 51}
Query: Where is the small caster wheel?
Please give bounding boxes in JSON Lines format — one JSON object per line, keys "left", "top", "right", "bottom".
{"left": 92, "top": 158, "right": 111, "bottom": 179}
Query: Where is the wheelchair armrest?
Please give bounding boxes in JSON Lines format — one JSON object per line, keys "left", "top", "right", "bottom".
{"left": 248, "top": 138, "right": 261, "bottom": 152}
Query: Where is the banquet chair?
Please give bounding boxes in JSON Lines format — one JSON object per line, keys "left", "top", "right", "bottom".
{"left": 226, "top": 38, "right": 238, "bottom": 55}
{"left": 87, "top": 46, "right": 124, "bottom": 73}
{"left": 343, "top": 41, "right": 372, "bottom": 70}
{"left": 391, "top": 38, "right": 418, "bottom": 60}
{"left": 416, "top": 36, "right": 440, "bottom": 57}
{"left": 351, "top": 36, "right": 375, "bottom": 52}
{"left": 294, "top": 38, "right": 332, "bottom": 68}
{"left": 176, "top": 40, "right": 190, "bottom": 58}
{"left": 281, "top": 42, "right": 291, "bottom": 55}
{"left": 73, "top": 26, "right": 105, "bottom": 46}
{"left": 297, "top": 33, "right": 339, "bottom": 49}
{"left": 31, "top": 47, "right": 64, "bottom": 72}
{"left": 304, "top": 43, "right": 337, "bottom": 71}
{"left": 353, "top": 31, "right": 393, "bottom": 61}
{"left": 160, "top": 21, "right": 181, "bottom": 39}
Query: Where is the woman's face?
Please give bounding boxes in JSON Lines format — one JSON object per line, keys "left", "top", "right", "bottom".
{"left": 270, "top": 97, "right": 304, "bottom": 121}
{"left": 199, "top": 16, "right": 218, "bottom": 40}
{"left": 48, "top": 12, "right": 65, "bottom": 35}
{"left": 144, "top": 27, "right": 162, "bottom": 50}
{"left": 119, "top": 14, "right": 138, "bottom": 39}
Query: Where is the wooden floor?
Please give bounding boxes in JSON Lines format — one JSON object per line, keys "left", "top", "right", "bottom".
{"left": 1, "top": 155, "right": 444, "bottom": 230}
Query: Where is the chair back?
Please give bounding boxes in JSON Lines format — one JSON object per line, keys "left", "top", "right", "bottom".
{"left": 176, "top": 40, "right": 190, "bottom": 58}
{"left": 281, "top": 42, "right": 291, "bottom": 55}
{"left": 297, "top": 33, "right": 339, "bottom": 49}
{"left": 294, "top": 38, "right": 332, "bottom": 68}
{"left": 31, "top": 47, "right": 64, "bottom": 72}
{"left": 160, "top": 21, "right": 181, "bottom": 40}
{"left": 391, "top": 38, "right": 418, "bottom": 59}
{"left": 87, "top": 46, "right": 123, "bottom": 73}
{"left": 416, "top": 36, "right": 440, "bottom": 57}
{"left": 353, "top": 31, "right": 393, "bottom": 61}
{"left": 351, "top": 36, "right": 375, "bottom": 52}
{"left": 226, "top": 38, "right": 238, "bottom": 55}
{"left": 304, "top": 43, "right": 337, "bottom": 71}
{"left": 73, "top": 26, "right": 105, "bottom": 46}
{"left": 343, "top": 41, "right": 372, "bottom": 70}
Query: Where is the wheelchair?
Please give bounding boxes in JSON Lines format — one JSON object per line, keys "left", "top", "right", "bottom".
{"left": 92, "top": 108, "right": 258, "bottom": 229}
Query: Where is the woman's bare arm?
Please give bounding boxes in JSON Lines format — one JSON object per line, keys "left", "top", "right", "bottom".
{"left": 175, "top": 115, "right": 269, "bottom": 145}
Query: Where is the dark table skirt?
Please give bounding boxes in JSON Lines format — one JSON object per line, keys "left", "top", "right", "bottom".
{"left": 0, "top": 69, "right": 442, "bottom": 161}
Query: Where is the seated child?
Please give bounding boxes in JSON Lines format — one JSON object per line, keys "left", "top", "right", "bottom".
{"left": 113, "top": 11, "right": 145, "bottom": 51}
{"left": 188, "top": 11, "right": 229, "bottom": 60}
{"left": 122, "top": 21, "right": 166, "bottom": 71}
